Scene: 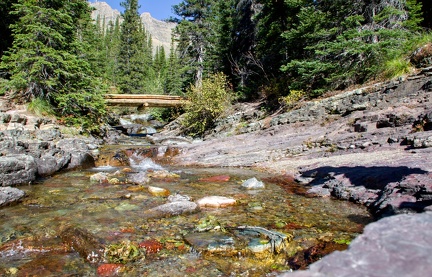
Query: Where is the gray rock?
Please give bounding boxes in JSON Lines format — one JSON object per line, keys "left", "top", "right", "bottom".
{"left": 0, "top": 113, "right": 11, "bottom": 123}
{"left": 241, "top": 177, "right": 265, "bottom": 189}
{"left": 36, "top": 128, "right": 62, "bottom": 141}
{"left": 279, "top": 213, "right": 432, "bottom": 277}
{"left": 353, "top": 122, "right": 368, "bottom": 132}
{"left": 168, "top": 193, "right": 191, "bottom": 202}
{"left": 56, "top": 138, "right": 89, "bottom": 152}
{"left": 128, "top": 171, "right": 150, "bottom": 185}
{"left": 144, "top": 126, "right": 157, "bottom": 135}
{"left": 67, "top": 151, "right": 95, "bottom": 169}
{"left": 0, "top": 187, "right": 25, "bottom": 207}
{"left": 36, "top": 149, "right": 71, "bottom": 176}
{"left": 0, "top": 154, "right": 37, "bottom": 186}
{"left": 10, "top": 113, "right": 27, "bottom": 124}
{"left": 144, "top": 200, "right": 199, "bottom": 218}
{"left": 404, "top": 131, "right": 432, "bottom": 148}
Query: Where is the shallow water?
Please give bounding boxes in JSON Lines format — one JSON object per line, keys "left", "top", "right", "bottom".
{"left": 0, "top": 147, "right": 373, "bottom": 276}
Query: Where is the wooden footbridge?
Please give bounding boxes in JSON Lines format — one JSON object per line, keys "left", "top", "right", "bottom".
{"left": 104, "top": 94, "right": 188, "bottom": 108}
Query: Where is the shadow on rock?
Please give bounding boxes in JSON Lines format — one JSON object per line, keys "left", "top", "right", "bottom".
{"left": 302, "top": 166, "right": 427, "bottom": 190}
{"left": 300, "top": 166, "right": 431, "bottom": 216}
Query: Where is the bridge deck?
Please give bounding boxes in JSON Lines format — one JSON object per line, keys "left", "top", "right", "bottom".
{"left": 105, "top": 94, "right": 187, "bottom": 107}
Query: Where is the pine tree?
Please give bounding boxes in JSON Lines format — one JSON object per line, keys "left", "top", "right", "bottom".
{"left": 281, "top": 0, "right": 424, "bottom": 95}
{"left": 165, "top": 39, "right": 184, "bottom": 95}
{"left": 116, "top": 0, "right": 147, "bottom": 94}
{"left": 173, "top": 0, "right": 216, "bottom": 87}
{"left": 104, "top": 17, "right": 121, "bottom": 86}
{"left": 0, "top": 0, "right": 106, "bottom": 132}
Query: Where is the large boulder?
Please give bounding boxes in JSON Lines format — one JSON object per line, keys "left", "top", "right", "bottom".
{"left": 67, "top": 151, "right": 95, "bottom": 170}
{"left": 56, "top": 138, "right": 95, "bottom": 169}
{"left": 0, "top": 154, "right": 37, "bottom": 186}
{"left": 279, "top": 213, "right": 432, "bottom": 277}
{"left": 35, "top": 149, "right": 71, "bottom": 176}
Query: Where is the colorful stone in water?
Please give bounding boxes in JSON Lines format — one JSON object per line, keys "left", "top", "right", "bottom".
{"left": 139, "top": 239, "right": 163, "bottom": 253}
{"left": 97, "top": 263, "right": 124, "bottom": 276}
{"left": 199, "top": 175, "right": 231, "bottom": 182}
{"left": 148, "top": 186, "right": 170, "bottom": 197}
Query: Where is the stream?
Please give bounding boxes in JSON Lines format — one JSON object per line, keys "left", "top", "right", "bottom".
{"left": 0, "top": 144, "right": 373, "bottom": 276}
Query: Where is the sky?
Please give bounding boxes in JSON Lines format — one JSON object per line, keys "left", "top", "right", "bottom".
{"left": 89, "top": 0, "right": 181, "bottom": 20}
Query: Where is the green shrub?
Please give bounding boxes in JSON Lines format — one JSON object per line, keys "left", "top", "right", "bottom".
{"left": 27, "top": 97, "right": 55, "bottom": 117}
{"left": 279, "top": 90, "right": 306, "bottom": 109}
{"left": 181, "top": 73, "right": 234, "bottom": 137}
{"left": 382, "top": 57, "right": 413, "bottom": 79}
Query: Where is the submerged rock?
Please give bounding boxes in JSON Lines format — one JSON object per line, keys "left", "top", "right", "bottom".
{"left": 139, "top": 239, "right": 163, "bottom": 254}
{"left": 147, "top": 169, "right": 180, "bottom": 179}
{"left": 168, "top": 193, "right": 191, "bottom": 202}
{"left": 90, "top": 172, "right": 109, "bottom": 183}
{"left": 185, "top": 226, "right": 292, "bottom": 257}
{"left": 0, "top": 187, "right": 25, "bottom": 207}
{"left": 236, "top": 226, "right": 291, "bottom": 255}
{"left": 241, "top": 177, "right": 265, "bottom": 190}
{"left": 199, "top": 175, "right": 231, "bottom": 182}
{"left": 184, "top": 232, "right": 236, "bottom": 255}
{"left": 128, "top": 172, "right": 150, "bottom": 185}
{"left": 148, "top": 186, "right": 170, "bottom": 197}
{"left": 144, "top": 200, "right": 199, "bottom": 219}
{"left": 196, "top": 196, "right": 236, "bottom": 208}
{"left": 60, "top": 226, "right": 106, "bottom": 264}
{"left": 97, "top": 263, "right": 124, "bottom": 277}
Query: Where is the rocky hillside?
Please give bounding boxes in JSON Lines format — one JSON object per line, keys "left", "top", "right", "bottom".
{"left": 89, "top": 1, "right": 176, "bottom": 54}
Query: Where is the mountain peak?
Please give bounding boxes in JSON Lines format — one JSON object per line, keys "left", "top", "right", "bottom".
{"left": 89, "top": 1, "right": 176, "bottom": 54}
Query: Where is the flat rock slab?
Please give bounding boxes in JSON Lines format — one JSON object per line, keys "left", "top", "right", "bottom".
{"left": 280, "top": 213, "right": 432, "bottom": 277}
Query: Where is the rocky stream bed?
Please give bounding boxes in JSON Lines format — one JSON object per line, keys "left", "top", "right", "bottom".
{"left": 1, "top": 68, "right": 432, "bottom": 276}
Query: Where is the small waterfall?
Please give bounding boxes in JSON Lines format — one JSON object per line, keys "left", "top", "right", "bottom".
{"left": 129, "top": 153, "right": 164, "bottom": 171}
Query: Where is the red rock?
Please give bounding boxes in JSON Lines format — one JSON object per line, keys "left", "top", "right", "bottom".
{"left": 185, "top": 266, "right": 197, "bottom": 273}
{"left": 97, "top": 264, "right": 124, "bottom": 276}
{"left": 199, "top": 175, "right": 231, "bottom": 182}
{"left": 120, "top": 227, "right": 135, "bottom": 233}
{"left": 139, "top": 239, "right": 163, "bottom": 254}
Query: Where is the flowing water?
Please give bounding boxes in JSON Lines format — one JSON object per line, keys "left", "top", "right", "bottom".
{"left": 0, "top": 145, "right": 373, "bottom": 276}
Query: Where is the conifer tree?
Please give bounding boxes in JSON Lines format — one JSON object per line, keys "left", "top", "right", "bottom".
{"left": 0, "top": 0, "right": 106, "bottom": 131}
{"left": 281, "top": 0, "right": 424, "bottom": 95}
{"left": 104, "top": 17, "right": 121, "bottom": 85}
{"left": 116, "top": 0, "right": 147, "bottom": 94}
{"left": 165, "top": 39, "right": 184, "bottom": 95}
{"left": 173, "top": 0, "right": 216, "bottom": 87}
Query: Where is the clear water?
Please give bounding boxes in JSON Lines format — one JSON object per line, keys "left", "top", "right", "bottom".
{"left": 0, "top": 147, "right": 372, "bottom": 276}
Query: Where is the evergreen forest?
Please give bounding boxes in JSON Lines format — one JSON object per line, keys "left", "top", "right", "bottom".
{"left": 0, "top": 0, "right": 431, "bottom": 136}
